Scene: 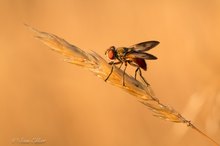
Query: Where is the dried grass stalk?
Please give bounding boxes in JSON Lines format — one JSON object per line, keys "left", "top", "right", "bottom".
{"left": 26, "top": 24, "right": 219, "bottom": 146}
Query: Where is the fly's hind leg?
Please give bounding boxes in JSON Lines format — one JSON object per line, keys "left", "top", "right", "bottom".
{"left": 135, "top": 68, "right": 139, "bottom": 80}
{"left": 137, "top": 67, "right": 150, "bottom": 86}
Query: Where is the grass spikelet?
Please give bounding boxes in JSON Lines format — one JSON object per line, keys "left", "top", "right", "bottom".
{"left": 26, "top": 24, "right": 219, "bottom": 146}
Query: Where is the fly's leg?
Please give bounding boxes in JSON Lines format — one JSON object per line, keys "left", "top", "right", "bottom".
{"left": 135, "top": 68, "right": 139, "bottom": 80}
{"left": 122, "top": 62, "right": 127, "bottom": 86}
{"left": 105, "top": 64, "right": 114, "bottom": 82}
{"left": 118, "top": 62, "right": 123, "bottom": 69}
{"left": 105, "top": 61, "right": 122, "bottom": 82}
{"left": 137, "top": 67, "right": 150, "bottom": 86}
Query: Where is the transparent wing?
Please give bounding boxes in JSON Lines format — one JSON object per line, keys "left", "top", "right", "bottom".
{"left": 130, "top": 41, "right": 159, "bottom": 52}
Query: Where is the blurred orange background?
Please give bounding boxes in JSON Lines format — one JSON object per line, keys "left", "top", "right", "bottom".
{"left": 0, "top": 0, "right": 220, "bottom": 146}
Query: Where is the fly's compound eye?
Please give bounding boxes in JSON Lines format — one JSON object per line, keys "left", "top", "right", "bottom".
{"left": 105, "top": 46, "right": 116, "bottom": 60}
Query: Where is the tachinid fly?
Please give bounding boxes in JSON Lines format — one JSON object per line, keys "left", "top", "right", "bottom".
{"left": 105, "top": 41, "right": 159, "bottom": 86}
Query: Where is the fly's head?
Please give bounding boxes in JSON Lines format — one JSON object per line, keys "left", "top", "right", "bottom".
{"left": 105, "top": 46, "right": 117, "bottom": 61}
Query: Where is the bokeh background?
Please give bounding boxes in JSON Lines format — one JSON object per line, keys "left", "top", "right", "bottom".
{"left": 0, "top": 0, "right": 220, "bottom": 146}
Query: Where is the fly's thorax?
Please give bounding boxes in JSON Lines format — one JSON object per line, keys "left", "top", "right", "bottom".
{"left": 115, "top": 47, "right": 129, "bottom": 61}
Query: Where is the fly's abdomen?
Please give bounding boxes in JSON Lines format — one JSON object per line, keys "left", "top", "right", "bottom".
{"left": 133, "top": 58, "right": 147, "bottom": 70}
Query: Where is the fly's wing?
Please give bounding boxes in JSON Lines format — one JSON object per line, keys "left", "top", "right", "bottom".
{"left": 126, "top": 52, "right": 157, "bottom": 60}
{"left": 130, "top": 41, "right": 159, "bottom": 52}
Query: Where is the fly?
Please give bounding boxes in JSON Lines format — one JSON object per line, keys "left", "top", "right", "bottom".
{"left": 105, "top": 41, "right": 159, "bottom": 86}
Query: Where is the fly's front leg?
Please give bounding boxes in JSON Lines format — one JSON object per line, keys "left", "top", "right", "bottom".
{"left": 105, "top": 64, "right": 114, "bottom": 82}
{"left": 105, "top": 61, "right": 122, "bottom": 82}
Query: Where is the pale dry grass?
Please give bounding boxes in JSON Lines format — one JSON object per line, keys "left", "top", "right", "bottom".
{"left": 26, "top": 25, "right": 219, "bottom": 146}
